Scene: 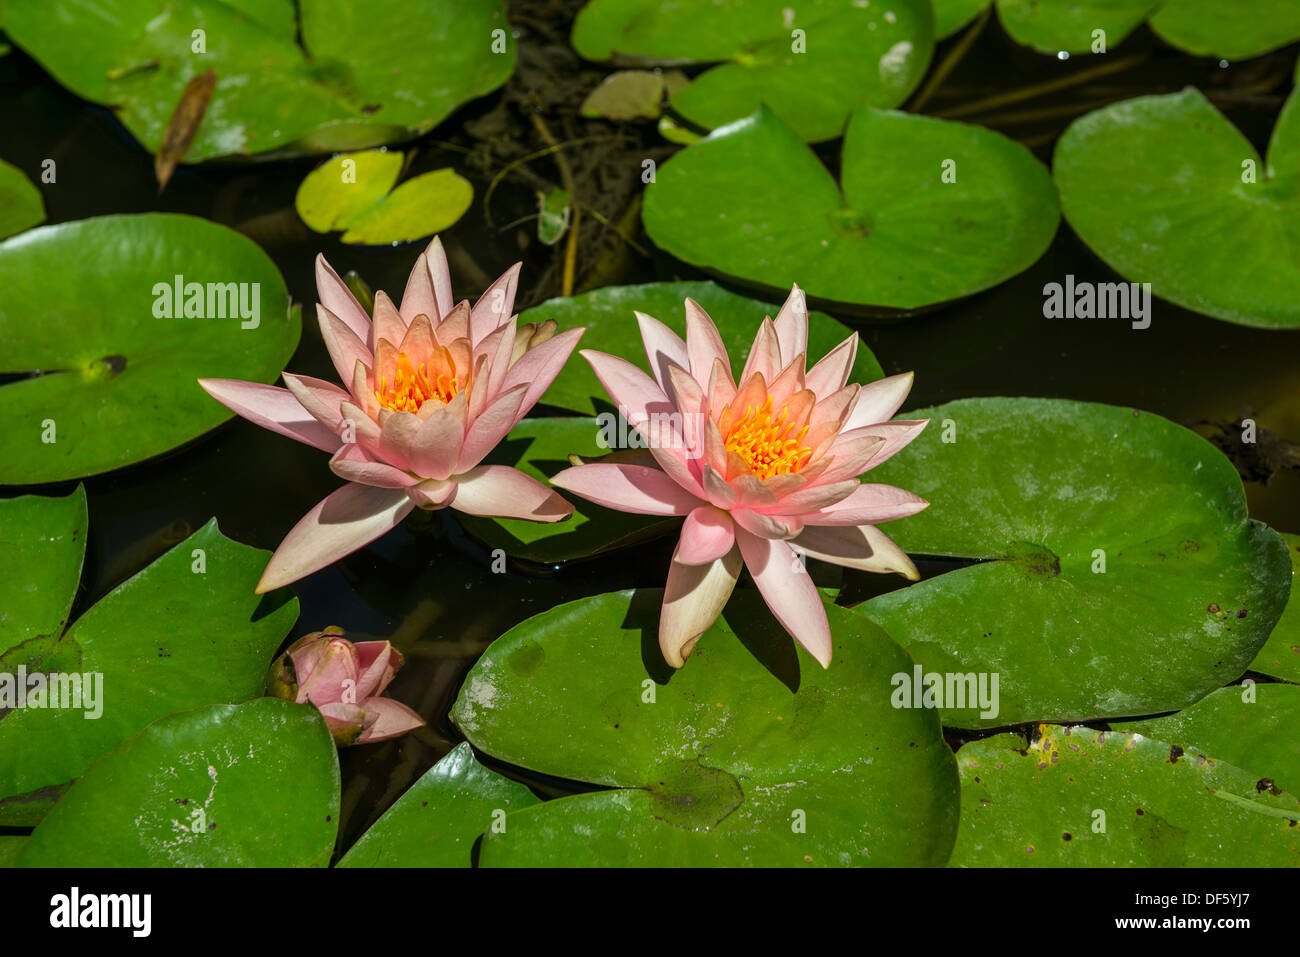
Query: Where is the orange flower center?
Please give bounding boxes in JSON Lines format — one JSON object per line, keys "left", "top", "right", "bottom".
{"left": 375, "top": 352, "right": 459, "bottom": 413}
{"left": 724, "top": 395, "right": 811, "bottom": 479}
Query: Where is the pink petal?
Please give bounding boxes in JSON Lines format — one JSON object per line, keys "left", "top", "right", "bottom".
{"left": 457, "top": 383, "right": 527, "bottom": 472}
{"left": 739, "top": 316, "right": 781, "bottom": 387}
{"left": 330, "top": 443, "right": 417, "bottom": 488}
{"left": 315, "top": 253, "right": 372, "bottom": 344}
{"left": 353, "top": 641, "right": 402, "bottom": 699}
{"left": 701, "top": 464, "right": 739, "bottom": 509}
{"left": 676, "top": 506, "right": 736, "bottom": 565}
{"left": 426, "top": 237, "right": 455, "bottom": 319}
{"left": 376, "top": 409, "right": 422, "bottom": 473}
{"left": 550, "top": 463, "right": 699, "bottom": 515}
{"left": 405, "top": 478, "right": 456, "bottom": 508}
{"left": 762, "top": 478, "right": 861, "bottom": 515}
{"left": 636, "top": 310, "right": 689, "bottom": 394}
{"left": 581, "top": 349, "right": 674, "bottom": 428}
{"left": 734, "top": 527, "right": 832, "bottom": 668}
{"left": 282, "top": 372, "right": 349, "bottom": 433}
{"left": 805, "top": 333, "right": 859, "bottom": 398}
{"left": 319, "top": 303, "right": 374, "bottom": 386}
{"left": 792, "top": 524, "right": 919, "bottom": 580}
{"left": 771, "top": 284, "right": 809, "bottom": 368}
{"left": 501, "top": 327, "right": 585, "bottom": 426}
{"left": 408, "top": 406, "right": 465, "bottom": 480}
{"left": 450, "top": 465, "right": 574, "bottom": 521}
{"left": 256, "top": 484, "right": 415, "bottom": 593}
{"left": 731, "top": 507, "right": 797, "bottom": 540}
{"left": 659, "top": 545, "right": 742, "bottom": 668}
{"left": 470, "top": 261, "right": 521, "bottom": 346}
{"left": 822, "top": 421, "right": 927, "bottom": 481}
{"left": 357, "top": 697, "right": 426, "bottom": 744}
{"left": 370, "top": 290, "right": 407, "bottom": 352}
{"left": 803, "top": 484, "right": 929, "bottom": 525}
{"left": 198, "top": 378, "right": 341, "bottom": 453}
{"left": 684, "top": 298, "right": 731, "bottom": 389}
{"left": 843, "top": 372, "right": 915, "bottom": 430}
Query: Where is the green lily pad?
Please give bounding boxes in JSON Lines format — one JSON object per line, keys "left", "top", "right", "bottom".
{"left": 537, "top": 187, "right": 573, "bottom": 246}
{"left": 0, "top": 837, "right": 26, "bottom": 868}
{"left": 856, "top": 397, "right": 1290, "bottom": 729}
{"left": 932, "top": 0, "right": 990, "bottom": 38}
{"left": 296, "top": 150, "right": 473, "bottom": 244}
{"left": 642, "top": 105, "right": 1059, "bottom": 310}
{"left": 997, "top": 0, "right": 1157, "bottom": 54}
{"left": 455, "top": 417, "right": 677, "bottom": 563}
{"left": 1114, "top": 684, "right": 1300, "bottom": 796}
{"left": 1, "top": 0, "right": 515, "bottom": 161}
{"left": 0, "top": 514, "right": 299, "bottom": 825}
{"left": 338, "top": 742, "right": 538, "bottom": 867}
{"left": 0, "top": 158, "right": 44, "bottom": 239}
{"left": 1054, "top": 86, "right": 1300, "bottom": 329}
{"left": 1249, "top": 532, "right": 1300, "bottom": 682}
{"left": 572, "top": 0, "right": 933, "bottom": 143}
{"left": 0, "top": 213, "right": 299, "bottom": 483}
{"left": 950, "top": 727, "right": 1300, "bottom": 866}
{"left": 1149, "top": 0, "right": 1300, "bottom": 59}
{"left": 524, "top": 281, "right": 884, "bottom": 416}
{"left": 454, "top": 589, "right": 961, "bottom": 867}
{"left": 19, "top": 699, "right": 339, "bottom": 867}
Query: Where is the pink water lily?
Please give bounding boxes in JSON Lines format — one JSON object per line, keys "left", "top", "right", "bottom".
{"left": 200, "top": 238, "right": 582, "bottom": 593}
{"left": 551, "top": 287, "right": 928, "bottom": 669}
{"left": 268, "top": 627, "right": 424, "bottom": 746}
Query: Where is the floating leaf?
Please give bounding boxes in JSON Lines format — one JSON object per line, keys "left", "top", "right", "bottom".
{"left": 643, "top": 105, "right": 1059, "bottom": 310}
{"left": 523, "top": 281, "right": 884, "bottom": 415}
{"left": 1114, "top": 684, "right": 1300, "bottom": 796}
{"left": 1148, "top": 0, "right": 1300, "bottom": 59}
{"left": 997, "top": 0, "right": 1157, "bottom": 54}
{"left": 932, "top": 0, "right": 991, "bottom": 38}
{"left": 0, "top": 158, "right": 44, "bottom": 239}
{"left": 950, "top": 727, "right": 1300, "bottom": 866}
{"left": 580, "top": 70, "right": 670, "bottom": 120}
{"left": 455, "top": 417, "right": 676, "bottom": 563}
{"left": 1054, "top": 87, "right": 1300, "bottom": 328}
{"left": 19, "top": 700, "right": 338, "bottom": 867}
{"left": 572, "top": 0, "right": 934, "bottom": 143}
{"left": 154, "top": 68, "right": 217, "bottom": 192}
{"left": 537, "top": 188, "right": 573, "bottom": 246}
{"left": 1249, "top": 532, "right": 1300, "bottom": 682}
{"left": 0, "top": 513, "right": 299, "bottom": 825}
{"left": 295, "top": 151, "right": 473, "bottom": 245}
{"left": 855, "top": 398, "right": 1290, "bottom": 728}
{"left": 0, "top": 213, "right": 299, "bottom": 483}
{"left": 2, "top": 0, "right": 515, "bottom": 161}
{"left": 338, "top": 742, "right": 538, "bottom": 867}
{"left": 454, "top": 589, "right": 961, "bottom": 867}
{"left": 0, "top": 837, "right": 25, "bottom": 867}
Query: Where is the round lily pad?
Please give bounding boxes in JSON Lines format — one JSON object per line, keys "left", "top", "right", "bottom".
{"left": 1148, "top": 0, "right": 1300, "bottom": 59}
{"left": 950, "top": 727, "right": 1300, "bottom": 866}
{"left": 643, "top": 104, "right": 1059, "bottom": 310}
{"left": 572, "top": 0, "right": 934, "bottom": 143}
{"left": 338, "top": 742, "right": 538, "bottom": 867}
{"left": 295, "top": 150, "right": 473, "bottom": 244}
{"left": 1248, "top": 532, "right": 1300, "bottom": 682}
{"left": 19, "top": 699, "right": 339, "bottom": 867}
{"left": 453, "top": 589, "right": 961, "bottom": 867}
{"left": 524, "top": 281, "right": 884, "bottom": 416}
{"left": 0, "top": 158, "right": 44, "bottom": 239}
{"left": 856, "top": 397, "right": 1291, "bottom": 729}
{"left": 1054, "top": 86, "right": 1300, "bottom": 329}
{"left": 997, "top": 0, "right": 1157, "bottom": 54}
{"left": 0, "top": 213, "right": 299, "bottom": 483}
{"left": 932, "top": 0, "right": 990, "bottom": 38}
{"left": 0, "top": 512, "right": 299, "bottom": 825}
{"left": 2, "top": 0, "right": 516, "bottom": 161}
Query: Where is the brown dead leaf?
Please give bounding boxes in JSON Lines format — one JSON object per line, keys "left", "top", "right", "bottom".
{"left": 154, "top": 69, "right": 216, "bottom": 193}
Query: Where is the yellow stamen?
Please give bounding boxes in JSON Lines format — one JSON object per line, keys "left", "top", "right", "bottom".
{"left": 375, "top": 352, "right": 459, "bottom": 413}
{"left": 723, "top": 395, "right": 811, "bottom": 479}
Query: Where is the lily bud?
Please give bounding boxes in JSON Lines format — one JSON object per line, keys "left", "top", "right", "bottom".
{"left": 509, "top": 318, "right": 559, "bottom": 367}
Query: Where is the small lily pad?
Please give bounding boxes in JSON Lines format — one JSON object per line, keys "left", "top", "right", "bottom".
{"left": 537, "top": 188, "right": 573, "bottom": 246}
{"left": 19, "top": 699, "right": 339, "bottom": 867}
{"left": 0, "top": 213, "right": 299, "bottom": 483}
{"left": 0, "top": 158, "right": 44, "bottom": 239}
{"left": 338, "top": 742, "right": 538, "bottom": 867}
{"left": 997, "top": 0, "right": 1157, "bottom": 54}
{"left": 580, "top": 70, "right": 673, "bottom": 120}
{"left": 1054, "top": 87, "right": 1300, "bottom": 329}
{"left": 950, "top": 727, "right": 1300, "bottom": 866}
{"left": 572, "top": 0, "right": 934, "bottom": 143}
{"left": 931, "top": 0, "right": 990, "bottom": 38}
{"left": 643, "top": 105, "right": 1059, "bottom": 310}
{"left": 1148, "top": 0, "right": 1300, "bottom": 59}
{"left": 856, "top": 398, "right": 1290, "bottom": 728}
{"left": 455, "top": 589, "right": 961, "bottom": 867}
{"left": 296, "top": 151, "right": 473, "bottom": 245}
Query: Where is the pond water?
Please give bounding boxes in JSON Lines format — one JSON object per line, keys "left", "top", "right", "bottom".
{"left": 2, "top": 2, "right": 1297, "bottom": 854}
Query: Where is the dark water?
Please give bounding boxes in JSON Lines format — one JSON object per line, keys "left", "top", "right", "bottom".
{"left": 2, "top": 9, "right": 1297, "bottom": 853}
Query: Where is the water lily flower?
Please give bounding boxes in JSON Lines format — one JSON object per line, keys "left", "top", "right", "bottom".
{"left": 199, "top": 238, "right": 582, "bottom": 592}
{"left": 551, "top": 287, "right": 928, "bottom": 669}
{"left": 267, "top": 627, "right": 424, "bottom": 746}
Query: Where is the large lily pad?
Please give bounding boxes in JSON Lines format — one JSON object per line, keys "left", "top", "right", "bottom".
{"left": 1148, "top": 0, "right": 1300, "bottom": 60}
{"left": 0, "top": 511, "right": 299, "bottom": 825}
{"left": 453, "top": 589, "right": 961, "bottom": 867}
{"left": 997, "top": 0, "right": 1157, "bottom": 54}
{"left": 1054, "top": 87, "right": 1300, "bottom": 329}
{"left": 455, "top": 416, "right": 677, "bottom": 563}
{"left": 642, "top": 105, "right": 1059, "bottom": 310}
{"left": 0, "top": 213, "right": 299, "bottom": 483}
{"left": 572, "top": 0, "right": 933, "bottom": 143}
{"left": 524, "top": 281, "right": 884, "bottom": 416}
{"left": 295, "top": 150, "right": 473, "bottom": 245}
{"left": 0, "top": 158, "right": 43, "bottom": 239}
{"left": 1114, "top": 684, "right": 1300, "bottom": 796}
{"left": 338, "top": 742, "right": 538, "bottom": 867}
{"left": 856, "top": 397, "right": 1290, "bottom": 729}
{"left": 950, "top": 727, "right": 1300, "bottom": 866}
{"left": 1, "top": 0, "right": 515, "bottom": 161}
{"left": 19, "top": 699, "right": 339, "bottom": 867}
{"left": 1249, "top": 532, "right": 1300, "bottom": 682}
